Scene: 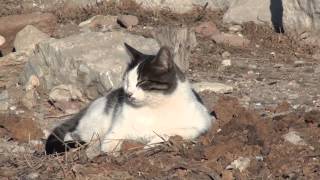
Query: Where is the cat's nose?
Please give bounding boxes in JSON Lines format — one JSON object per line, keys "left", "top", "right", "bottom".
{"left": 125, "top": 92, "right": 133, "bottom": 98}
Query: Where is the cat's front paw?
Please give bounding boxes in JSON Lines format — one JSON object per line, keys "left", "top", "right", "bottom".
{"left": 100, "top": 139, "right": 123, "bottom": 155}
{"left": 143, "top": 136, "right": 167, "bottom": 149}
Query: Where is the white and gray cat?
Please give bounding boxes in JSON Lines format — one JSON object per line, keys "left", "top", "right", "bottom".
{"left": 45, "top": 43, "right": 215, "bottom": 154}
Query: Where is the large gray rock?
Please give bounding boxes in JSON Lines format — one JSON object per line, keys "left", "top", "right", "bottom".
{"left": 20, "top": 31, "right": 159, "bottom": 98}
{"left": 223, "top": 0, "right": 320, "bottom": 33}
{"left": 22, "top": 0, "right": 232, "bottom": 14}
{"left": 152, "top": 26, "right": 197, "bottom": 72}
{"left": 14, "top": 25, "right": 50, "bottom": 52}
{"left": 22, "top": 0, "right": 103, "bottom": 10}
{"left": 223, "top": 0, "right": 271, "bottom": 25}
{"left": 0, "top": 12, "right": 57, "bottom": 55}
{"left": 283, "top": 0, "right": 320, "bottom": 33}
{"left": 125, "top": 0, "right": 232, "bottom": 14}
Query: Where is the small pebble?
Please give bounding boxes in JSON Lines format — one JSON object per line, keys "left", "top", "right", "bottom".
{"left": 274, "top": 64, "right": 284, "bottom": 68}
{"left": 228, "top": 25, "right": 242, "bottom": 32}
{"left": 294, "top": 60, "right": 304, "bottom": 67}
{"left": 222, "top": 59, "right": 232, "bottom": 66}
{"left": 117, "top": 15, "right": 139, "bottom": 28}
{"left": 226, "top": 157, "right": 251, "bottom": 172}
{"left": 283, "top": 130, "right": 307, "bottom": 146}
{"left": 255, "top": 156, "right": 264, "bottom": 161}
{"left": 0, "top": 34, "right": 5, "bottom": 46}
{"left": 248, "top": 64, "right": 257, "bottom": 69}
{"left": 222, "top": 51, "right": 231, "bottom": 58}
{"left": 247, "top": 70, "right": 254, "bottom": 75}
{"left": 9, "top": 106, "right": 16, "bottom": 111}
{"left": 26, "top": 172, "right": 39, "bottom": 179}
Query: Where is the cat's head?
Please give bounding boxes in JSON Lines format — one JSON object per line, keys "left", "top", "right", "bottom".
{"left": 123, "top": 43, "right": 184, "bottom": 106}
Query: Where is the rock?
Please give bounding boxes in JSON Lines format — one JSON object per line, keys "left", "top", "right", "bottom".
{"left": 52, "top": 101, "right": 82, "bottom": 114}
{"left": 0, "top": 114, "right": 43, "bottom": 143}
{"left": 54, "top": 23, "right": 80, "bottom": 38}
{"left": 248, "top": 64, "right": 257, "bottom": 69}
{"left": 274, "top": 63, "right": 284, "bottom": 68}
{"left": 22, "top": 0, "right": 104, "bottom": 11}
{"left": 283, "top": 130, "right": 307, "bottom": 146}
{"left": 152, "top": 26, "right": 197, "bottom": 72}
{"left": 49, "top": 84, "right": 83, "bottom": 102}
{"left": 315, "top": 65, "right": 320, "bottom": 73}
{"left": 195, "top": 21, "right": 220, "bottom": 37}
{"left": 283, "top": 0, "right": 320, "bottom": 33}
{"left": 0, "top": 138, "right": 35, "bottom": 155}
{"left": 14, "top": 25, "right": 50, "bottom": 52}
{"left": 223, "top": 0, "right": 320, "bottom": 34}
{"left": 223, "top": 0, "right": 270, "bottom": 25}
{"left": 0, "top": 12, "right": 57, "bottom": 55}
{"left": 0, "top": 34, "right": 5, "bottom": 46}
{"left": 131, "top": 0, "right": 231, "bottom": 14}
{"left": 274, "top": 101, "right": 291, "bottom": 113}
{"left": 221, "top": 170, "right": 234, "bottom": 180}
{"left": 117, "top": 15, "right": 139, "bottom": 29}
{"left": 21, "top": 31, "right": 159, "bottom": 99}
{"left": 222, "top": 51, "right": 231, "bottom": 58}
{"left": 192, "top": 82, "right": 233, "bottom": 93}
{"left": 9, "top": 106, "right": 17, "bottom": 111}
{"left": 294, "top": 60, "right": 305, "bottom": 67}
{"left": 0, "top": 90, "right": 9, "bottom": 111}
{"left": 79, "top": 15, "right": 119, "bottom": 32}
{"left": 21, "top": 75, "right": 40, "bottom": 109}
{"left": 21, "top": 89, "right": 38, "bottom": 109}
{"left": 25, "top": 75, "right": 40, "bottom": 91}
{"left": 226, "top": 157, "right": 251, "bottom": 172}
{"left": 211, "top": 32, "right": 250, "bottom": 47}
{"left": 26, "top": 172, "right": 40, "bottom": 180}
{"left": 228, "top": 24, "right": 242, "bottom": 32}
{"left": 222, "top": 59, "right": 232, "bottom": 66}
{"left": 312, "top": 52, "right": 320, "bottom": 60}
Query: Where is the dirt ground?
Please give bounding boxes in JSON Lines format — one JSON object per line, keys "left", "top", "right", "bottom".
{"left": 0, "top": 1, "right": 320, "bottom": 179}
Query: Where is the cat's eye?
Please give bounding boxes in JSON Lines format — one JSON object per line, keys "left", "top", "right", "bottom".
{"left": 136, "top": 80, "right": 149, "bottom": 87}
{"left": 137, "top": 80, "right": 169, "bottom": 91}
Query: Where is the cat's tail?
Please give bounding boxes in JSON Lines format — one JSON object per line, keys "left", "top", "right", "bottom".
{"left": 45, "top": 110, "right": 87, "bottom": 155}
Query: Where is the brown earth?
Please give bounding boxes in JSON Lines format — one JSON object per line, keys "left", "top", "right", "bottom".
{"left": 0, "top": 1, "right": 320, "bottom": 179}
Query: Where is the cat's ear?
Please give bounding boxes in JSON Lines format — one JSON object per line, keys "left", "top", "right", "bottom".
{"left": 124, "top": 43, "right": 144, "bottom": 62}
{"left": 153, "top": 46, "right": 173, "bottom": 71}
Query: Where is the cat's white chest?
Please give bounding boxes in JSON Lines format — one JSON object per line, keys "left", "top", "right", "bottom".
{"left": 115, "top": 91, "right": 211, "bottom": 141}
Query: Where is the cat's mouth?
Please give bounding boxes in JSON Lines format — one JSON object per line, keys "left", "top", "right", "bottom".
{"left": 124, "top": 93, "right": 144, "bottom": 106}
{"left": 126, "top": 98, "right": 144, "bottom": 107}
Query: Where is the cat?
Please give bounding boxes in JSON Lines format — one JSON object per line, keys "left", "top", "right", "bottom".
{"left": 45, "top": 43, "right": 214, "bottom": 155}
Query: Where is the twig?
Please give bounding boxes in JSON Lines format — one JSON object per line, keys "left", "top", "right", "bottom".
{"left": 56, "top": 158, "right": 68, "bottom": 179}
{"left": 45, "top": 113, "right": 76, "bottom": 119}
{"left": 152, "top": 131, "right": 167, "bottom": 143}
{"left": 305, "top": 154, "right": 320, "bottom": 158}
{"left": 23, "top": 154, "right": 33, "bottom": 168}
{"left": 263, "top": 111, "right": 293, "bottom": 119}
{"left": 194, "top": 2, "right": 208, "bottom": 22}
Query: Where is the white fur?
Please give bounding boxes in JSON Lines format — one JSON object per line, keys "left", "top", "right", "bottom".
{"left": 124, "top": 65, "right": 146, "bottom": 105}
{"left": 69, "top": 66, "right": 213, "bottom": 153}
{"left": 68, "top": 97, "right": 112, "bottom": 143}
